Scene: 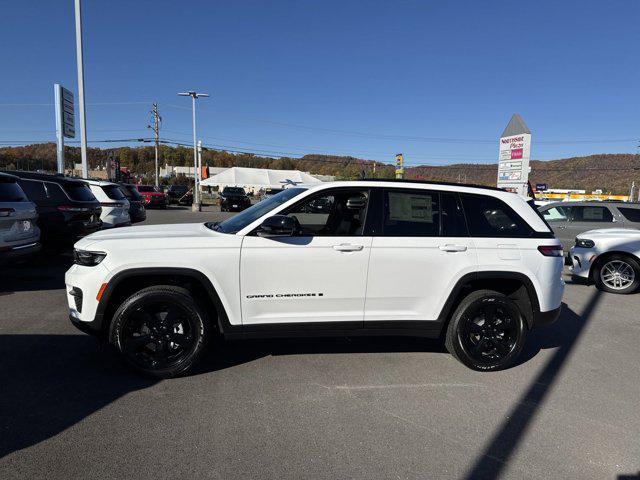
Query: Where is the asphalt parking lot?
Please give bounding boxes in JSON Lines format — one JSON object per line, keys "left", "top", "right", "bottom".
{"left": 1, "top": 206, "right": 639, "bottom": 480}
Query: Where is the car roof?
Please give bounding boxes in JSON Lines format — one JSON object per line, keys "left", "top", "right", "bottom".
{"left": 0, "top": 172, "right": 18, "bottom": 182}
{"left": 0, "top": 170, "right": 91, "bottom": 187}
{"left": 542, "top": 201, "right": 640, "bottom": 208}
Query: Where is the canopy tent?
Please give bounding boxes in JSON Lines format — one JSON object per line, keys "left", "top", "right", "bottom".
{"left": 200, "top": 167, "right": 323, "bottom": 190}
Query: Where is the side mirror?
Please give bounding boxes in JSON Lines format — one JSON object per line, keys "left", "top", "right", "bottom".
{"left": 257, "top": 215, "right": 297, "bottom": 237}
{"left": 346, "top": 195, "right": 367, "bottom": 210}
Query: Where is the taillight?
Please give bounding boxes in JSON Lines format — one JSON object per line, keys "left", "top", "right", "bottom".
{"left": 100, "top": 202, "right": 124, "bottom": 208}
{"left": 57, "top": 205, "right": 90, "bottom": 212}
{"left": 538, "top": 245, "right": 563, "bottom": 257}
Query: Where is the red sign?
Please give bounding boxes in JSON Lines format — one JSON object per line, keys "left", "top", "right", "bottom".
{"left": 510, "top": 148, "right": 523, "bottom": 159}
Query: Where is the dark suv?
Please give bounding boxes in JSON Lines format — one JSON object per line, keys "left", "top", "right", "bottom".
{"left": 118, "top": 184, "right": 147, "bottom": 223}
{"left": 220, "top": 186, "right": 251, "bottom": 212}
{"left": 166, "top": 184, "right": 191, "bottom": 205}
{"left": 3, "top": 171, "right": 102, "bottom": 244}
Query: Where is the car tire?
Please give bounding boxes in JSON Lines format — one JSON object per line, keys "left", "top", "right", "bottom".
{"left": 109, "top": 285, "right": 210, "bottom": 378}
{"left": 593, "top": 254, "right": 640, "bottom": 294}
{"left": 445, "top": 289, "right": 526, "bottom": 371}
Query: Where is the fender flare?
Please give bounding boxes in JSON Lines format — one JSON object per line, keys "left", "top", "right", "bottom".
{"left": 436, "top": 271, "right": 541, "bottom": 329}
{"left": 95, "top": 267, "right": 238, "bottom": 334}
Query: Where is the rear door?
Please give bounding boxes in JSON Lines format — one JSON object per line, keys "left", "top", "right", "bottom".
{"left": 240, "top": 187, "right": 373, "bottom": 326}
{"left": 364, "top": 188, "right": 476, "bottom": 325}
{"left": 567, "top": 205, "right": 616, "bottom": 242}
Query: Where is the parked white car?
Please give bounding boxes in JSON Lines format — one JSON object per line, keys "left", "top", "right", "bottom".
{"left": 570, "top": 228, "right": 640, "bottom": 294}
{"left": 85, "top": 180, "right": 131, "bottom": 229}
{"left": 66, "top": 180, "right": 564, "bottom": 377}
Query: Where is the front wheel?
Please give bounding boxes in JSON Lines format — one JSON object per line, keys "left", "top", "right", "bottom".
{"left": 593, "top": 254, "right": 640, "bottom": 294}
{"left": 445, "top": 290, "right": 526, "bottom": 371}
{"left": 109, "top": 285, "right": 210, "bottom": 378}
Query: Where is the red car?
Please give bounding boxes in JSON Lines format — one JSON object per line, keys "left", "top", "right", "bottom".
{"left": 136, "top": 185, "right": 169, "bottom": 209}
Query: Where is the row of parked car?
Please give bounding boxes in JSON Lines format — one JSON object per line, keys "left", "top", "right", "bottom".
{"left": 0, "top": 170, "right": 187, "bottom": 263}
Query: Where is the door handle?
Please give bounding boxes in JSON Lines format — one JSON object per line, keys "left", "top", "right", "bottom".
{"left": 333, "top": 244, "right": 364, "bottom": 252}
{"left": 439, "top": 244, "right": 467, "bottom": 252}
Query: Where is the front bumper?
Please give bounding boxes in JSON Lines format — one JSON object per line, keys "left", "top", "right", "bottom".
{"left": 65, "top": 262, "right": 111, "bottom": 335}
{"left": 569, "top": 246, "right": 593, "bottom": 279}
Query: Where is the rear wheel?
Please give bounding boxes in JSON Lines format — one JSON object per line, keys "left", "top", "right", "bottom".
{"left": 593, "top": 254, "right": 640, "bottom": 294}
{"left": 109, "top": 285, "right": 210, "bottom": 378}
{"left": 445, "top": 290, "right": 526, "bottom": 371}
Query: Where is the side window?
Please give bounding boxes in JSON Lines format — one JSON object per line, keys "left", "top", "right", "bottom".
{"left": 542, "top": 206, "right": 571, "bottom": 222}
{"left": 441, "top": 192, "right": 468, "bottom": 237}
{"left": 285, "top": 189, "right": 369, "bottom": 236}
{"left": 383, "top": 189, "right": 439, "bottom": 236}
{"left": 572, "top": 206, "right": 613, "bottom": 222}
{"left": 460, "top": 193, "right": 532, "bottom": 237}
{"left": 618, "top": 207, "right": 640, "bottom": 223}
{"left": 17, "top": 180, "right": 47, "bottom": 202}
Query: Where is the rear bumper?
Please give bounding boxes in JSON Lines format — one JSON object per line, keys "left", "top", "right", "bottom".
{"left": 0, "top": 241, "right": 41, "bottom": 263}
{"left": 532, "top": 305, "right": 562, "bottom": 327}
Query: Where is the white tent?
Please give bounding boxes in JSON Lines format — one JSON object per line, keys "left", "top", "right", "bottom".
{"left": 200, "top": 167, "right": 323, "bottom": 190}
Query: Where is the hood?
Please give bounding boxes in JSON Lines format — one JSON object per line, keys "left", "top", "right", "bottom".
{"left": 75, "top": 222, "right": 216, "bottom": 250}
{"left": 577, "top": 228, "right": 640, "bottom": 240}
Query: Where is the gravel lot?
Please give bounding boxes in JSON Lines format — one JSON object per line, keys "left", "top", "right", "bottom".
{"left": 1, "top": 206, "right": 639, "bottom": 480}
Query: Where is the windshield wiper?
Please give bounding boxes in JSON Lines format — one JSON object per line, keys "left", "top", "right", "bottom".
{"left": 205, "top": 221, "right": 222, "bottom": 232}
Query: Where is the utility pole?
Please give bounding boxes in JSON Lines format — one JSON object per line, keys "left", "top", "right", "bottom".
{"left": 74, "top": 0, "right": 88, "bottom": 178}
{"left": 178, "top": 91, "right": 209, "bottom": 212}
{"left": 148, "top": 103, "right": 161, "bottom": 187}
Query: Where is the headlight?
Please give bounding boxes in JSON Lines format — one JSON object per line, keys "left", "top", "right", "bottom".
{"left": 574, "top": 238, "right": 595, "bottom": 248}
{"left": 73, "top": 249, "right": 107, "bottom": 266}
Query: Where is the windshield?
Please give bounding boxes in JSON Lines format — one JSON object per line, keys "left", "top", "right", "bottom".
{"left": 102, "top": 185, "right": 126, "bottom": 200}
{"left": 64, "top": 183, "right": 97, "bottom": 202}
{"left": 208, "top": 187, "right": 306, "bottom": 234}
{"left": 223, "top": 187, "right": 245, "bottom": 195}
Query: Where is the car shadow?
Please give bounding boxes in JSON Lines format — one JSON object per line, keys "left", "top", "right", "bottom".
{"left": 0, "top": 250, "right": 72, "bottom": 294}
{"left": 1, "top": 300, "right": 586, "bottom": 460}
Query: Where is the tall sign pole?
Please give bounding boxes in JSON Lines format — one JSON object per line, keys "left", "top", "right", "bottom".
{"left": 395, "top": 153, "right": 404, "bottom": 179}
{"left": 497, "top": 113, "right": 531, "bottom": 196}
{"left": 74, "top": 0, "right": 88, "bottom": 178}
{"left": 54, "top": 84, "right": 75, "bottom": 173}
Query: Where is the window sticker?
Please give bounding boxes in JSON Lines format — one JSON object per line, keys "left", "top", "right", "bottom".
{"left": 388, "top": 192, "right": 433, "bottom": 223}
{"left": 583, "top": 207, "right": 604, "bottom": 220}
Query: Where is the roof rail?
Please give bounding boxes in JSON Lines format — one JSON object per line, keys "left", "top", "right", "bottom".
{"left": 357, "top": 178, "right": 505, "bottom": 192}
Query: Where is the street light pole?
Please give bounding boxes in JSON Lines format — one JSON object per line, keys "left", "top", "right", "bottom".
{"left": 74, "top": 0, "right": 88, "bottom": 178}
{"left": 178, "top": 91, "right": 209, "bottom": 211}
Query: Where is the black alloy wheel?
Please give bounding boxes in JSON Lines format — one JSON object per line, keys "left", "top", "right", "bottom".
{"left": 110, "top": 285, "right": 209, "bottom": 378}
{"left": 445, "top": 290, "right": 526, "bottom": 371}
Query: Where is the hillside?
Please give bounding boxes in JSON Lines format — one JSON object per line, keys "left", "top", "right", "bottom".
{"left": 0, "top": 144, "right": 638, "bottom": 194}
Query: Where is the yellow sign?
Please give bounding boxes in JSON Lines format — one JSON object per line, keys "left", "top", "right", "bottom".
{"left": 395, "top": 154, "right": 404, "bottom": 179}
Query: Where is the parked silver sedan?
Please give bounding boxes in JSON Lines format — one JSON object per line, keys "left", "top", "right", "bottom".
{"left": 0, "top": 172, "right": 40, "bottom": 263}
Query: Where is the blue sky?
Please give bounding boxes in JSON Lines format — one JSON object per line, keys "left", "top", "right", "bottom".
{"left": 0, "top": 0, "right": 638, "bottom": 166}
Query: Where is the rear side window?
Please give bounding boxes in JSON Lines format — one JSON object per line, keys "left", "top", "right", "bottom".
{"left": 618, "top": 207, "right": 640, "bottom": 223}
{"left": 571, "top": 206, "right": 613, "bottom": 222}
{"left": 102, "top": 185, "right": 126, "bottom": 200}
{"left": 64, "top": 184, "right": 97, "bottom": 202}
{"left": 0, "top": 181, "right": 28, "bottom": 202}
{"left": 18, "top": 180, "right": 47, "bottom": 202}
{"left": 122, "top": 185, "right": 143, "bottom": 201}
{"left": 460, "top": 193, "right": 533, "bottom": 237}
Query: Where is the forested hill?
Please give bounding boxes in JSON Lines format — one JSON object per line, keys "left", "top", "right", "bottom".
{"left": 0, "top": 143, "right": 638, "bottom": 194}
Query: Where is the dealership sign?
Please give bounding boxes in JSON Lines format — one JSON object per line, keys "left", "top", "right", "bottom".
{"left": 497, "top": 114, "right": 531, "bottom": 196}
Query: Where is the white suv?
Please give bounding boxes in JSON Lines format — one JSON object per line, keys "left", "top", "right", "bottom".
{"left": 84, "top": 180, "right": 131, "bottom": 228}
{"left": 65, "top": 180, "right": 564, "bottom": 377}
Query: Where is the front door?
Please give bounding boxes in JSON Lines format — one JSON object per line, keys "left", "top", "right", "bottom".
{"left": 240, "top": 187, "right": 372, "bottom": 326}
{"left": 364, "top": 188, "right": 476, "bottom": 325}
